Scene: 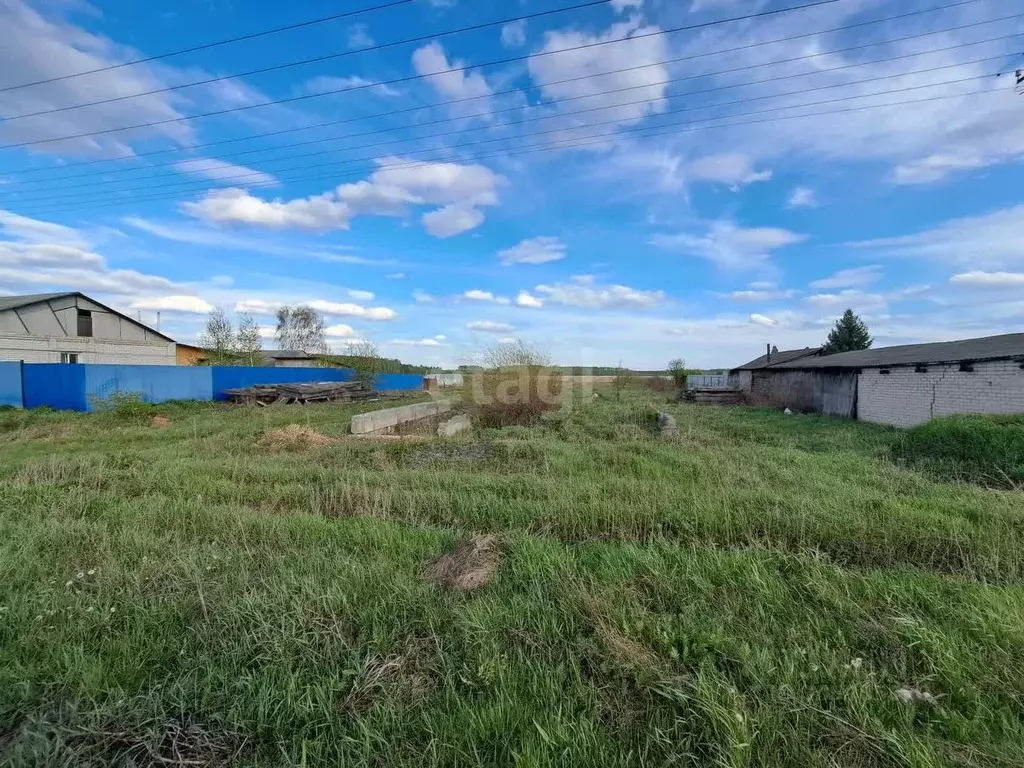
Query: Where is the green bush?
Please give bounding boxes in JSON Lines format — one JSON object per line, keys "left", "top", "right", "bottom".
{"left": 893, "top": 414, "right": 1024, "bottom": 487}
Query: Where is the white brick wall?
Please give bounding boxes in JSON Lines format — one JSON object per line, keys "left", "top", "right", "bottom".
{"left": 0, "top": 333, "right": 176, "bottom": 365}
{"left": 857, "top": 359, "right": 1024, "bottom": 427}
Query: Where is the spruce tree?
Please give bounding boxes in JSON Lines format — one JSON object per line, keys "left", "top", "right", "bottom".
{"left": 822, "top": 308, "right": 872, "bottom": 354}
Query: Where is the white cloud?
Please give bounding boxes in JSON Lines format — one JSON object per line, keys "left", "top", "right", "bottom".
{"left": 413, "top": 290, "right": 435, "bottom": 303}
{"left": 950, "top": 271, "right": 1024, "bottom": 288}
{"left": 467, "top": 321, "right": 516, "bottom": 333}
{"left": 687, "top": 153, "right": 772, "bottom": 187}
{"left": 302, "top": 75, "right": 401, "bottom": 98}
{"left": 534, "top": 275, "right": 665, "bottom": 309}
{"left": 528, "top": 18, "right": 669, "bottom": 130}
{"left": 184, "top": 157, "right": 505, "bottom": 237}
{"left": 325, "top": 324, "right": 357, "bottom": 338}
{"left": 348, "top": 289, "right": 375, "bottom": 301}
{"left": 0, "top": 1, "right": 195, "bottom": 156}
{"left": 811, "top": 266, "right": 883, "bottom": 290}
{"left": 788, "top": 187, "right": 818, "bottom": 209}
{"left": 234, "top": 299, "right": 280, "bottom": 316}
{"left": 387, "top": 272, "right": 406, "bottom": 280}
{"left": 0, "top": 211, "right": 178, "bottom": 297}
{"left": 750, "top": 313, "right": 778, "bottom": 327}
{"left": 610, "top": 0, "right": 643, "bottom": 10}
{"left": 347, "top": 24, "right": 374, "bottom": 49}
{"left": 806, "top": 291, "right": 887, "bottom": 312}
{"left": 650, "top": 221, "right": 805, "bottom": 270}
{"left": 182, "top": 188, "right": 351, "bottom": 230}
{"left": 464, "top": 289, "right": 497, "bottom": 302}
{"left": 516, "top": 291, "right": 544, "bottom": 309}
{"left": 172, "top": 158, "right": 278, "bottom": 187}
{"left": 501, "top": 20, "right": 527, "bottom": 48}
{"left": 130, "top": 295, "right": 213, "bottom": 314}
{"left": 391, "top": 337, "right": 446, "bottom": 347}
{"left": 412, "top": 41, "right": 493, "bottom": 115}
{"left": 726, "top": 288, "right": 796, "bottom": 302}
{"left": 307, "top": 300, "right": 397, "bottom": 321}
{"left": 234, "top": 299, "right": 397, "bottom": 321}
{"left": 850, "top": 205, "right": 1024, "bottom": 271}
{"left": 422, "top": 204, "right": 484, "bottom": 238}
{"left": 498, "top": 236, "right": 567, "bottom": 266}
{"left": 0, "top": 210, "right": 90, "bottom": 248}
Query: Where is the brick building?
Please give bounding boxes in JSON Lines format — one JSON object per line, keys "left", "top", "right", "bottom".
{"left": 729, "top": 333, "right": 1024, "bottom": 427}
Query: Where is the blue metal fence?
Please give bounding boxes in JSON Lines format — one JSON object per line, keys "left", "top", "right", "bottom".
{"left": 0, "top": 362, "right": 23, "bottom": 408}
{"left": 14, "top": 363, "right": 424, "bottom": 412}
{"left": 23, "top": 364, "right": 88, "bottom": 411}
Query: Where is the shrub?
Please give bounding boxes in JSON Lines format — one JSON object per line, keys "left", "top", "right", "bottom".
{"left": 467, "top": 366, "right": 564, "bottom": 428}
{"left": 893, "top": 414, "right": 1024, "bottom": 487}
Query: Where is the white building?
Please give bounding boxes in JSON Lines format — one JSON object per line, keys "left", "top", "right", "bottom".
{"left": 0, "top": 292, "right": 176, "bottom": 365}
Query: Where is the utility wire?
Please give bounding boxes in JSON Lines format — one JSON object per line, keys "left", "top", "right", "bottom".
{"left": 16, "top": 84, "right": 1005, "bottom": 217}
{"left": 6, "top": 0, "right": 989, "bottom": 177}
{"left": 0, "top": 0, "right": 840, "bottom": 148}
{"left": 7, "top": 23, "right": 1018, "bottom": 190}
{"left": 13, "top": 72, "right": 1010, "bottom": 213}
{"left": 0, "top": 0, "right": 417, "bottom": 94}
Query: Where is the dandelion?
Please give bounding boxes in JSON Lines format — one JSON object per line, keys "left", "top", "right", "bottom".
{"left": 109, "top": 607, "right": 116, "bottom": 613}
{"left": 76, "top": 572, "right": 85, "bottom": 579}
{"left": 87, "top": 569, "right": 96, "bottom": 576}
{"left": 847, "top": 658, "right": 864, "bottom": 670}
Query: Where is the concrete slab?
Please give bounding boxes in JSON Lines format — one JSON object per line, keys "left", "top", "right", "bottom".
{"left": 350, "top": 398, "right": 453, "bottom": 435}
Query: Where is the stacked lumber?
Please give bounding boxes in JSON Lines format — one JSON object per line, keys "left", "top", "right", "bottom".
{"left": 223, "top": 381, "right": 376, "bottom": 406}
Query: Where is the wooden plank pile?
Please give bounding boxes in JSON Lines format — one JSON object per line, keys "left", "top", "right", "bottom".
{"left": 685, "top": 388, "right": 742, "bottom": 406}
{"left": 223, "top": 381, "right": 377, "bottom": 406}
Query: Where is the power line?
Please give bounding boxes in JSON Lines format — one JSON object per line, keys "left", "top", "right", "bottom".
{"left": 0, "top": 0, "right": 417, "bottom": 94}
{"left": 7, "top": 23, "right": 1017, "bottom": 191}
{"left": 6, "top": 0, "right": 988, "bottom": 179}
{"left": 0, "top": 0, "right": 840, "bottom": 148}
{"left": 16, "top": 85, "right": 1004, "bottom": 217}
{"left": 13, "top": 73, "right": 1009, "bottom": 215}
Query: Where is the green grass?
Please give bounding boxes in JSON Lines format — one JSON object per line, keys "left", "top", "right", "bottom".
{"left": 1, "top": 394, "right": 1023, "bottom": 766}
{"left": 893, "top": 414, "right": 1024, "bottom": 488}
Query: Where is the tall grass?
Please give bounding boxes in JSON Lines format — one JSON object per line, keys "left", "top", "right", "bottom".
{"left": 0, "top": 395, "right": 1022, "bottom": 766}
{"left": 894, "top": 414, "right": 1024, "bottom": 487}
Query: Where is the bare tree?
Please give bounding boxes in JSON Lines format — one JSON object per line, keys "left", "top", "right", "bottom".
{"left": 235, "top": 313, "right": 263, "bottom": 367}
{"left": 275, "top": 305, "right": 328, "bottom": 354}
{"left": 198, "top": 308, "right": 234, "bottom": 365}
{"left": 482, "top": 338, "right": 551, "bottom": 368}
{"left": 345, "top": 340, "right": 380, "bottom": 360}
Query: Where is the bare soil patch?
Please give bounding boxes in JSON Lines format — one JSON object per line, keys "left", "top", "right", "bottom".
{"left": 424, "top": 534, "right": 500, "bottom": 590}
{"left": 262, "top": 425, "right": 337, "bottom": 450}
{"left": 151, "top": 416, "right": 173, "bottom": 429}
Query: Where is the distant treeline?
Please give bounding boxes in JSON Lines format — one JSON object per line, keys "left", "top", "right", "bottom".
{"left": 455, "top": 365, "right": 725, "bottom": 376}
{"left": 318, "top": 354, "right": 436, "bottom": 374}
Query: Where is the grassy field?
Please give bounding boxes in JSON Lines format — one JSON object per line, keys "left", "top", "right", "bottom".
{"left": 1, "top": 392, "right": 1023, "bottom": 766}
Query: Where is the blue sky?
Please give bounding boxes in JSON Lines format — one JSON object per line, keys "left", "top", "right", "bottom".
{"left": 0, "top": 0, "right": 1022, "bottom": 368}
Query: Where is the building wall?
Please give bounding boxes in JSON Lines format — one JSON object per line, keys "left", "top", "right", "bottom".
{"left": 857, "top": 359, "right": 1024, "bottom": 427}
{"left": 727, "top": 370, "right": 752, "bottom": 392}
{"left": 0, "top": 297, "right": 168, "bottom": 344}
{"left": 750, "top": 370, "right": 817, "bottom": 410}
{"left": 0, "top": 333, "right": 175, "bottom": 365}
{"left": 176, "top": 345, "right": 208, "bottom": 366}
{"left": 268, "top": 359, "right": 318, "bottom": 368}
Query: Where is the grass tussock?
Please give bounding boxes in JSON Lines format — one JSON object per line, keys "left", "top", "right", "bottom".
{"left": 1, "top": 393, "right": 1023, "bottom": 765}
{"left": 894, "top": 414, "right": 1024, "bottom": 488}
{"left": 466, "top": 367, "right": 565, "bottom": 427}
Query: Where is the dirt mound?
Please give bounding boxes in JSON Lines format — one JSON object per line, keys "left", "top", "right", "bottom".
{"left": 151, "top": 416, "right": 173, "bottom": 428}
{"left": 262, "top": 425, "right": 337, "bottom": 449}
{"left": 424, "top": 534, "right": 500, "bottom": 590}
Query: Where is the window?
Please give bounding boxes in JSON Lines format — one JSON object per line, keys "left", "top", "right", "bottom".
{"left": 60, "top": 352, "right": 80, "bottom": 364}
{"left": 77, "top": 309, "right": 93, "bottom": 338}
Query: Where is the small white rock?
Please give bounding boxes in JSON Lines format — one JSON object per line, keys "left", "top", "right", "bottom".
{"left": 784, "top": 408, "right": 793, "bottom": 416}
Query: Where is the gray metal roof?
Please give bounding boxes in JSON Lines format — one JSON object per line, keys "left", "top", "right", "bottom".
{"left": 771, "top": 333, "right": 1024, "bottom": 369}
{"left": 0, "top": 292, "right": 75, "bottom": 312}
{"left": 0, "top": 291, "right": 176, "bottom": 342}
{"left": 733, "top": 347, "right": 821, "bottom": 371}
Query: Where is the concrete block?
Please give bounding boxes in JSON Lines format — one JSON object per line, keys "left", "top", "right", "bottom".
{"left": 438, "top": 414, "right": 472, "bottom": 437}
{"left": 350, "top": 398, "right": 452, "bottom": 435}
